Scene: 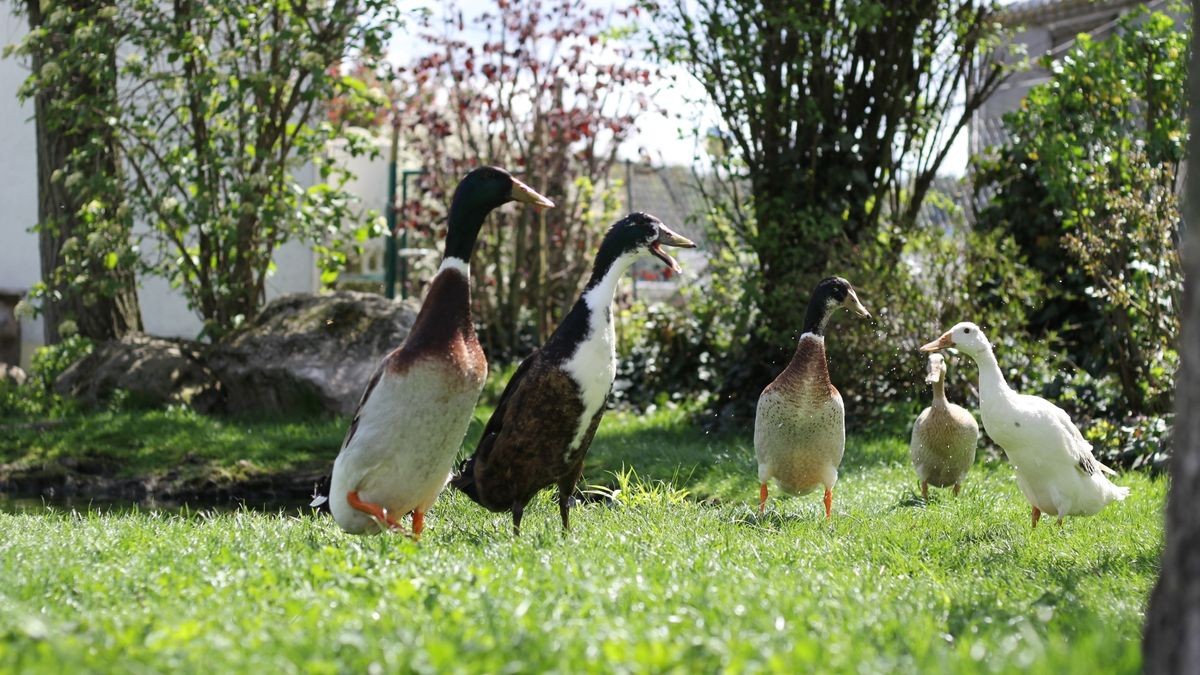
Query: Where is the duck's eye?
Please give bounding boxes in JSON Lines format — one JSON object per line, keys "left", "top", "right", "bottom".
{"left": 963, "top": 328, "right": 972, "bottom": 334}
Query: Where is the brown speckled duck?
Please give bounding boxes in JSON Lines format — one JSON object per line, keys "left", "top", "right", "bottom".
{"left": 325, "top": 167, "right": 553, "bottom": 536}
{"left": 451, "top": 213, "right": 695, "bottom": 535}
{"left": 909, "top": 352, "right": 978, "bottom": 500}
{"left": 754, "top": 277, "right": 870, "bottom": 518}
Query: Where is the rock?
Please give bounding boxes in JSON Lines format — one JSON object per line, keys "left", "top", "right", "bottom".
{"left": 55, "top": 334, "right": 221, "bottom": 412}
{"left": 0, "top": 363, "right": 27, "bottom": 386}
{"left": 209, "top": 291, "right": 419, "bottom": 417}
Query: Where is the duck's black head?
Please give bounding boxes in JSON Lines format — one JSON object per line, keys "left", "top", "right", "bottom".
{"left": 452, "top": 166, "right": 555, "bottom": 213}
{"left": 587, "top": 212, "right": 696, "bottom": 287}
{"left": 445, "top": 167, "right": 554, "bottom": 261}
{"left": 801, "top": 276, "right": 871, "bottom": 336}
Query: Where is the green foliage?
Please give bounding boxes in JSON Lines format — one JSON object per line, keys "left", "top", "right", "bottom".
{"left": 120, "top": 0, "right": 400, "bottom": 338}
{"left": 645, "top": 0, "right": 1009, "bottom": 414}
{"left": 0, "top": 410, "right": 1164, "bottom": 672}
{"left": 974, "top": 6, "right": 1188, "bottom": 416}
{"left": 9, "top": 1, "right": 402, "bottom": 340}
{"left": 28, "top": 334, "right": 93, "bottom": 390}
{"left": 0, "top": 336, "right": 93, "bottom": 419}
{"left": 1085, "top": 414, "right": 1173, "bottom": 474}
{"left": 7, "top": 1, "right": 143, "bottom": 341}
{"left": 613, "top": 300, "right": 722, "bottom": 410}
{"left": 826, "top": 216, "right": 1052, "bottom": 430}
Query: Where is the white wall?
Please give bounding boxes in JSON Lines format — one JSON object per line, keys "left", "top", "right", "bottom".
{"left": 0, "top": 7, "right": 44, "bottom": 369}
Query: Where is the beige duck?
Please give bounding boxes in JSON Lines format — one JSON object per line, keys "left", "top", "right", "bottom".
{"left": 755, "top": 277, "right": 870, "bottom": 518}
{"left": 909, "top": 352, "right": 978, "bottom": 500}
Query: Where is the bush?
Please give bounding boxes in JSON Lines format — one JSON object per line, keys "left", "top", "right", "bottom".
{"left": 613, "top": 300, "right": 722, "bottom": 410}
{"left": 0, "top": 335, "right": 93, "bottom": 419}
{"left": 824, "top": 216, "right": 1056, "bottom": 432}
{"left": 972, "top": 6, "right": 1187, "bottom": 417}
{"left": 1084, "top": 414, "right": 1173, "bottom": 474}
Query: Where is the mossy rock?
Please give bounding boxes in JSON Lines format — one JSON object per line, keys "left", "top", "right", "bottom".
{"left": 210, "top": 291, "right": 419, "bottom": 417}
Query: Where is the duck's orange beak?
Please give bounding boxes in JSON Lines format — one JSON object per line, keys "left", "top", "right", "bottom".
{"left": 920, "top": 331, "right": 955, "bottom": 353}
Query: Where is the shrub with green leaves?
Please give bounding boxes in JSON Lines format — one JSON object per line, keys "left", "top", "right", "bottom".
{"left": 0, "top": 334, "right": 93, "bottom": 419}
{"left": 974, "top": 6, "right": 1188, "bottom": 417}
{"left": 9, "top": 1, "right": 402, "bottom": 340}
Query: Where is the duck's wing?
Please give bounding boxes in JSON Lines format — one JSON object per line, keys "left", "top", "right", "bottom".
{"left": 450, "top": 352, "right": 540, "bottom": 505}
{"left": 1040, "top": 398, "right": 1116, "bottom": 477}
{"left": 473, "top": 350, "right": 540, "bottom": 461}
{"left": 339, "top": 359, "right": 388, "bottom": 451}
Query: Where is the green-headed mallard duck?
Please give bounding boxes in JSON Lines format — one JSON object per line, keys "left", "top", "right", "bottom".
{"left": 326, "top": 167, "right": 553, "bottom": 536}
{"left": 921, "top": 322, "right": 1129, "bottom": 527}
{"left": 451, "top": 212, "right": 695, "bottom": 535}
{"left": 754, "top": 277, "right": 870, "bottom": 518}
{"left": 909, "top": 352, "right": 978, "bottom": 500}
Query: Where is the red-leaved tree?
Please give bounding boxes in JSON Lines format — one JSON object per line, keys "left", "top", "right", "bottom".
{"left": 393, "top": 0, "right": 657, "bottom": 359}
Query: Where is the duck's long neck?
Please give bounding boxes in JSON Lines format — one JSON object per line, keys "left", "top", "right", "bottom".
{"left": 441, "top": 195, "right": 489, "bottom": 267}
{"left": 931, "top": 378, "right": 948, "bottom": 408}
{"left": 801, "top": 296, "right": 835, "bottom": 336}
{"left": 972, "top": 346, "right": 1012, "bottom": 402}
{"left": 580, "top": 253, "right": 633, "bottom": 319}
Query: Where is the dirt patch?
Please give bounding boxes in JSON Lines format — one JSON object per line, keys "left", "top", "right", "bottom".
{"left": 0, "top": 456, "right": 332, "bottom": 510}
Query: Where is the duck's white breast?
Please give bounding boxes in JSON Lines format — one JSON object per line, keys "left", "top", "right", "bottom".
{"left": 562, "top": 310, "right": 616, "bottom": 461}
{"left": 329, "top": 359, "right": 484, "bottom": 532}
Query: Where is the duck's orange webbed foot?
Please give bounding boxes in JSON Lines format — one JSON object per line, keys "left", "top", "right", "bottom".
{"left": 347, "top": 491, "right": 402, "bottom": 532}
{"left": 758, "top": 483, "right": 768, "bottom": 515}
{"left": 823, "top": 487, "right": 833, "bottom": 520}
{"left": 411, "top": 510, "right": 425, "bottom": 541}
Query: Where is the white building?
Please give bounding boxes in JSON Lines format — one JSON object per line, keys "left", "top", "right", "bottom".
{"left": 0, "top": 8, "right": 390, "bottom": 370}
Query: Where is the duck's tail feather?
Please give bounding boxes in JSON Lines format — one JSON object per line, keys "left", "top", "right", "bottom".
{"left": 450, "top": 456, "right": 484, "bottom": 505}
{"left": 1106, "top": 480, "right": 1131, "bottom": 502}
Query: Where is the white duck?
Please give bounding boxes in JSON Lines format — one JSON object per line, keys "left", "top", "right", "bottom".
{"left": 920, "top": 322, "right": 1129, "bottom": 527}
{"left": 910, "top": 352, "right": 978, "bottom": 500}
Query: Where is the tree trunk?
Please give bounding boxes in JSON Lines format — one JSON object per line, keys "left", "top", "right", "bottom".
{"left": 26, "top": 0, "right": 142, "bottom": 344}
{"left": 1142, "top": 4, "right": 1200, "bottom": 670}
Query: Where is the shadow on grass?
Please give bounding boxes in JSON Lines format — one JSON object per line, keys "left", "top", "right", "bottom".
{"left": 581, "top": 409, "right": 911, "bottom": 502}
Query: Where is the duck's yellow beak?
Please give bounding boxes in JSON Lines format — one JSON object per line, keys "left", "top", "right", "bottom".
{"left": 510, "top": 177, "right": 555, "bottom": 211}
{"left": 648, "top": 224, "right": 696, "bottom": 274}
{"left": 842, "top": 290, "right": 871, "bottom": 318}
{"left": 920, "top": 331, "right": 955, "bottom": 353}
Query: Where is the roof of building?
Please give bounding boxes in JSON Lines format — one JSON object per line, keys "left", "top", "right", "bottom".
{"left": 998, "top": 0, "right": 1155, "bottom": 26}
{"left": 620, "top": 162, "right": 712, "bottom": 246}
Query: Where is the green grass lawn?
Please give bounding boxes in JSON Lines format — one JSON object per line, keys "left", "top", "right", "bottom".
{"left": 0, "top": 407, "right": 1164, "bottom": 673}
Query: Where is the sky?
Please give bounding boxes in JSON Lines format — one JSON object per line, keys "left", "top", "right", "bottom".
{"left": 388, "top": 0, "right": 974, "bottom": 176}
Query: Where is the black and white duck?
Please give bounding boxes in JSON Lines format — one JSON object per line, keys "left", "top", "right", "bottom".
{"left": 450, "top": 212, "right": 695, "bottom": 535}
{"left": 754, "top": 277, "right": 870, "bottom": 518}
{"left": 325, "top": 166, "right": 553, "bottom": 536}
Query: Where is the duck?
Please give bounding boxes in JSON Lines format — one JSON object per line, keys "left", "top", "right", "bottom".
{"left": 909, "top": 352, "right": 978, "bottom": 500}
{"left": 754, "top": 277, "right": 871, "bottom": 518}
{"left": 325, "top": 166, "right": 554, "bottom": 536}
{"left": 450, "top": 212, "right": 695, "bottom": 535}
{"left": 920, "top": 322, "right": 1129, "bottom": 527}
